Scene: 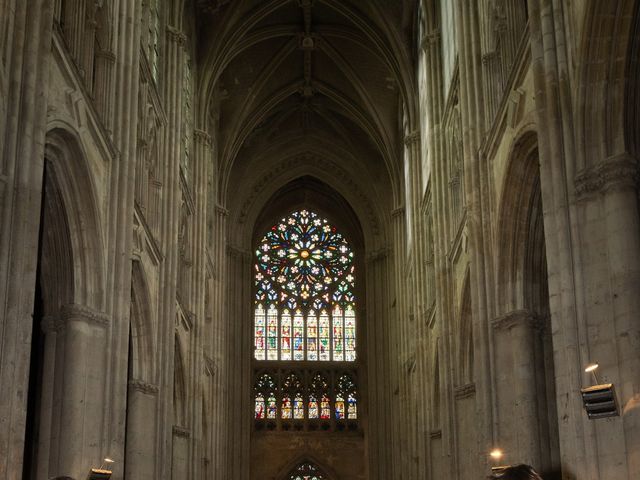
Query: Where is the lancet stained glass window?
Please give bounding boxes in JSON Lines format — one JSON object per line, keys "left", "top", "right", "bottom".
{"left": 254, "top": 210, "right": 356, "bottom": 362}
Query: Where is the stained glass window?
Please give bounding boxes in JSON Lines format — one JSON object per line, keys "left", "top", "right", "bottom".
{"left": 254, "top": 210, "right": 356, "bottom": 362}
{"left": 288, "top": 462, "right": 325, "bottom": 480}
{"left": 337, "top": 374, "right": 357, "bottom": 420}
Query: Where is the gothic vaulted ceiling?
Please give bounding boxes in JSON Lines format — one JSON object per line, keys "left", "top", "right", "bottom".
{"left": 195, "top": 0, "right": 418, "bottom": 242}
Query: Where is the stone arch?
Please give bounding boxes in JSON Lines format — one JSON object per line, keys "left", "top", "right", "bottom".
{"left": 496, "top": 130, "right": 540, "bottom": 314}
{"left": 576, "top": 0, "right": 639, "bottom": 169}
{"left": 456, "top": 270, "right": 473, "bottom": 386}
{"left": 276, "top": 455, "right": 338, "bottom": 480}
{"left": 44, "top": 127, "right": 106, "bottom": 311}
{"left": 430, "top": 339, "right": 441, "bottom": 429}
{"left": 173, "top": 333, "right": 188, "bottom": 427}
{"left": 626, "top": 1, "right": 640, "bottom": 159}
{"left": 130, "top": 261, "right": 156, "bottom": 383}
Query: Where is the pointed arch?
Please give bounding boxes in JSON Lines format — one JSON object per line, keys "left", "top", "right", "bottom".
{"left": 456, "top": 270, "right": 473, "bottom": 386}
{"left": 496, "top": 130, "right": 541, "bottom": 314}
{"left": 276, "top": 454, "right": 338, "bottom": 480}
{"left": 173, "top": 333, "right": 188, "bottom": 427}
{"left": 130, "top": 261, "right": 156, "bottom": 382}
{"left": 44, "top": 127, "right": 106, "bottom": 311}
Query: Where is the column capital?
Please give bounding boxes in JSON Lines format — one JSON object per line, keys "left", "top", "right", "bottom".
{"left": 215, "top": 204, "right": 229, "bottom": 217}
{"left": 166, "top": 25, "right": 187, "bottom": 46}
{"left": 128, "top": 379, "right": 159, "bottom": 395}
{"left": 421, "top": 29, "right": 441, "bottom": 50}
{"left": 194, "top": 129, "right": 212, "bottom": 147}
{"left": 492, "top": 309, "right": 541, "bottom": 332}
{"left": 391, "top": 206, "right": 405, "bottom": 218}
{"left": 575, "top": 153, "right": 639, "bottom": 199}
{"left": 404, "top": 130, "right": 421, "bottom": 147}
{"left": 173, "top": 425, "right": 191, "bottom": 438}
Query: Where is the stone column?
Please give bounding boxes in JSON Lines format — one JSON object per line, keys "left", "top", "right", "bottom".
{"left": 212, "top": 204, "right": 229, "bottom": 479}
{"left": 102, "top": 2, "right": 142, "bottom": 478}
{"left": 365, "top": 248, "right": 391, "bottom": 480}
{"left": 389, "top": 205, "right": 409, "bottom": 478}
{"left": 493, "top": 310, "right": 543, "bottom": 468}
{"left": 455, "top": 1, "right": 494, "bottom": 475}
{"left": 46, "top": 304, "right": 110, "bottom": 479}
{"left": 0, "top": 1, "right": 54, "bottom": 477}
{"left": 124, "top": 381, "right": 159, "bottom": 478}
{"left": 155, "top": 21, "right": 186, "bottom": 479}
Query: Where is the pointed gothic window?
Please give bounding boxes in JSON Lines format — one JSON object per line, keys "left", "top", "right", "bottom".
{"left": 253, "top": 210, "right": 359, "bottom": 430}
{"left": 254, "top": 209, "right": 356, "bottom": 362}
{"left": 288, "top": 461, "right": 325, "bottom": 480}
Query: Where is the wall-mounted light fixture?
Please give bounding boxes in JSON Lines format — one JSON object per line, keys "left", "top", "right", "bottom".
{"left": 87, "top": 458, "right": 114, "bottom": 480}
{"left": 489, "top": 448, "right": 510, "bottom": 474}
{"left": 580, "top": 363, "right": 619, "bottom": 419}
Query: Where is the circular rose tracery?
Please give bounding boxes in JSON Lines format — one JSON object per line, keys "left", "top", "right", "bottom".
{"left": 255, "top": 210, "right": 355, "bottom": 310}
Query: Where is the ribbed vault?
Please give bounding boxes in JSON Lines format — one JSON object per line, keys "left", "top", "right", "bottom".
{"left": 196, "top": 0, "right": 417, "bottom": 211}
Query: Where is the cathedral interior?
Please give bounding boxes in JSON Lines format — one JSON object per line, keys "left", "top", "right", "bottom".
{"left": 1, "top": 0, "right": 640, "bottom": 479}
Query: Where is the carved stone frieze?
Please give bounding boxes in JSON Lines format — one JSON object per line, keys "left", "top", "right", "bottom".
{"left": 173, "top": 425, "right": 191, "bottom": 438}
{"left": 166, "top": 25, "right": 187, "bottom": 46}
{"left": 575, "top": 154, "right": 639, "bottom": 199}
{"left": 129, "top": 379, "right": 160, "bottom": 395}
{"left": 403, "top": 130, "right": 421, "bottom": 147}
{"left": 60, "top": 303, "right": 110, "bottom": 329}
{"left": 492, "top": 309, "right": 542, "bottom": 332}
{"left": 454, "top": 382, "right": 476, "bottom": 399}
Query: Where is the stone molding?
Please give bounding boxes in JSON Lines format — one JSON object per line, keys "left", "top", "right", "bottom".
{"left": 166, "top": 25, "right": 187, "bottom": 46}
{"left": 236, "top": 153, "right": 380, "bottom": 235}
{"left": 226, "top": 244, "right": 251, "bottom": 260}
{"left": 62, "top": 304, "right": 110, "bottom": 328}
{"left": 129, "top": 379, "right": 160, "bottom": 395}
{"left": 366, "top": 246, "right": 390, "bottom": 264}
{"left": 215, "top": 204, "right": 229, "bottom": 217}
{"left": 194, "top": 129, "right": 212, "bottom": 147}
{"left": 41, "top": 315, "right": 63, "bottom": 334}
{"left": 172, "top": 425, "right": 191, "bottom": 438}
{"left": 575, "top": 153, "right": 639, "bottom": 199}
{"left": 421, "top": 29, "right": 441, "bottom": 51}
{"left": 41, "top": 304, "right": 110, "bottom": 333}
{"left": 454, "top": 382, "right": 476, "bottom": 399}
{"left": 492, "top": 309, "right": 541, "bottom": 332}
{"left": 403, "top": 130, "right": 420, "bottom": 146}
{"left": 391, "top": 206, "right": 405, "bottom": 218}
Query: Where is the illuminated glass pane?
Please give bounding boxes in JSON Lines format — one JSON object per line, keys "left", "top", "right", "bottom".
{"left": 281, "top": 310, "right": 292, "bottom": 360}
{"left": 255, "top": 394, "right": 265, "bottom": 419}
{"left": 307, "top": 310, "right": 318, "bottom": 361}
{"left": 293, "top": 394, "right": 304, "bottom": 419}
{"left": 318, "top": 310, "right": 330, "bottom": 361}
{"left": 332, "top": 305, "right": 344, "bottom": 361}
{"left": 267, "top": 305, "right": 278, "bottom": 360}
{"left": 320, "top": 395, "right": 330, "bottom": 419}
{"left": 254, "top": 210, "right": 356, "bottom": 362}
{"left": 348, "top": 393, "right": 357, "bottom": 419}
{"left": 345, "top": 306, "right": 356, "bottom": 361}
{"left": 335, "top": 394, "right": 345, "bottom": 420}
{"left": 293, "top": 310, "right": 304, "bottom": 361}
{"left": 281, "top": 396, "right": 292, "bottom": 419}
{"left": 308, "top": 395, "right": 318, "bottom": 419}
{"left": 267, "top": 394, "right": 277, "bottom": 419}
{"left": 254, "top": 305, "right": 266, "bottom": 360}
{"left": 288, "top": 462, "right": 324, "bottom": 480}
